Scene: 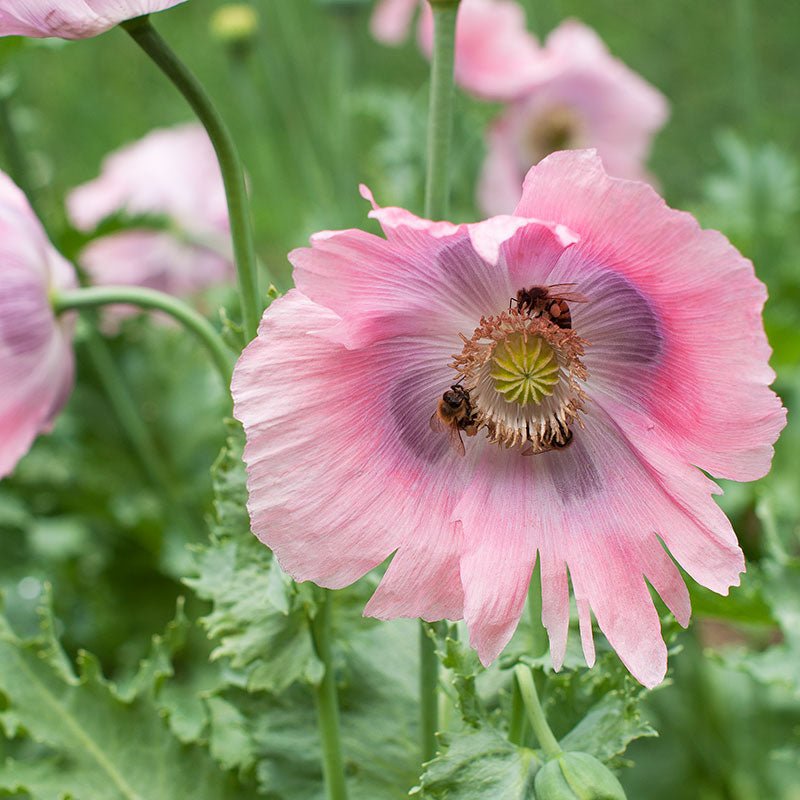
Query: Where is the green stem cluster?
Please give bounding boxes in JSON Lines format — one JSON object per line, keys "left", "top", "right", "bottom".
{"left": 121, "top": 15, "right": 261, "bottom": 344}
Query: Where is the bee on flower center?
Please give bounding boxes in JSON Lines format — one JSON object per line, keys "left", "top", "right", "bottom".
{"left": 513, "top": 284, "right": 588, "bottom": 329}
{"left": 429, "top": 383, "right": 479, "bottom": 457}
{"left": 523, "top": 416, "right": 574, "bottom": 456}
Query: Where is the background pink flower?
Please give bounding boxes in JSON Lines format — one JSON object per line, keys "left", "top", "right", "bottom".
{"left": 0, "top": 171, "right": 76, "bottom": 479}
{"left": 67, "top": 123, "right": 233, "bottom": 326}
{"left": 479, "top": 20, "right": 669, "bottom": 214}
{"left": 372, "top": 0, "right": 543, "bottom": 101}
{"left": 0, "top": 0, "right": 187, "bottom": 39}
{"left": 370, "top": 0, "right": 419, "bottom": 45}
{"left": 232, "top": 151, "right": 784, "bottom": 688}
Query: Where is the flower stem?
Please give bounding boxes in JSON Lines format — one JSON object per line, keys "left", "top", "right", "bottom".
{"left": 732, "top": 0, "right": 759, "bottom": 141}
{"left": 508, "top": 676, "right": 528, "bottom": 745}
{"left": 513, "top": 664, "right": 562, "bottom": 761}
{"left": 423, "top": 0, "right": 460, "bottom": 220}
{"left": 418, "top": 0, "right": 459, "bottom": 764}
{"left": 120, "top": 15, "right": 261, "bottom": 344}
{"left": 81, "top": 322, "right": 178, "bottom": 492}
{"left": 52, "top": 286, "right": 233, "bottom": 388}
{"left": 0, "top": 88, "right": 39, "bottom": 218}
{"left": 420, "top": 622, "right": 439, "bottom": 762}
{"left": 310, "top": 590, "right": 349, "bottom": 800}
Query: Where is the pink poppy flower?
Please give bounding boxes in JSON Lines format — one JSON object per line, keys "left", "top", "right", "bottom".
{"left": 371, "top": 0, "right": 542, "bottom": 101}
{"left": 370, "top": 0, "right": 419, "bottom": 45}
{"left": 0, "top": 171, "right": 76, "bottom": 479}
{"left": 67, "top": 123, "right": 232, "bottom": 326}
{"left": 0, "top": 0, "right": 187, "bottom": 39}
{"left": 232, "top": 150, "right": 785, "bottom": 688}
{"left": 479, "top": 20, "right": 669, "bottom": 215}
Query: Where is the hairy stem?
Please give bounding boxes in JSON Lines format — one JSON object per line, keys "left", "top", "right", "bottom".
{"left": 121, "top": 15, "right": 261, "bottom": 343}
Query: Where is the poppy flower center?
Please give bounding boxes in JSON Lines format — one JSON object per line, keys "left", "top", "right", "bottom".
{"left": 490, "top": 332, "right": 560, "bottom": 405}
{"left": 523, "top": 106, "right": 585, "bottom": 165}
{"left": 450, "top": 308, "right": 588, "bottom": 454}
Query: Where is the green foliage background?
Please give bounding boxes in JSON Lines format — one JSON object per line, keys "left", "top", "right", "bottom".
{"left": 0, "top": 0, "right": 798, "bottom": 797}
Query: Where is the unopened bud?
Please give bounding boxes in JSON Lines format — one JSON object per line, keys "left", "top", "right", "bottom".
{"left": 209, "top": 4, "right": 258, "bottom": 45}
{"left": 534, "top": 752, "right": 626, "bottom": 800}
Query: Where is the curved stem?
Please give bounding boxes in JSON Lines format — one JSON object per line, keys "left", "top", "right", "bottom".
{"left": 81, "top": 323, "right": 176, "bottom": 490}
{"left": 420, "top": 622, "right": 439, "bottom": 762}
{"left": 121, "top": 15, "right": 261, "bottom": 343}
{"left": 310, "top": 590, "right": 349, "bottom": 800}
{"left": 508, "top": 677, "right": 528, "bottom": 745}
{"left": 513, "top": 664, "right": 562, "bottom": 761}
{"left": 53, "top": 286, "right": 233, "bottom": 388}
{"left": 423, "top": 1, "right": 459, "bottom": 220}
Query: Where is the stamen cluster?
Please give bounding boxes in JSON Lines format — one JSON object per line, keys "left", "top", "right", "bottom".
{"left": 452, "top": 309, "right": 588, "bottom": 453}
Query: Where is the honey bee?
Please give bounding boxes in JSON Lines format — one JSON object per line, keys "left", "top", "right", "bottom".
{"left": 513, "top": 284, "right": 588, "bottom": 329}
{"left": 429, "top": 383, "right": 479, "bottom": 457}
{"left": 523, "top": 419, "right": 573, "bottom": 456}
{"left": 544, "top": 418, "right": 573, "bottom": 450}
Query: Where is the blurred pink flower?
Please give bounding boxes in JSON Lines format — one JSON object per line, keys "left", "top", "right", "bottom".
{"left": 479, "top": 20, "right": 669, "bottom": 214}
{"left": 67, "top": 123, "right": 233, "bottom": 326}
{"left": 370, "top": 0, "right": 419, "bottom": 44}
{"left": 0, "top": 171, "right": 76, "bottom": 479}
{"left": 0, "top": 0, "right": 187, "bottom": 39}
{"left": 231, "top": 150, "right": 785, "bottom": 688}
{"left": 372, "top": 0, "right": 542, "bottom": 101}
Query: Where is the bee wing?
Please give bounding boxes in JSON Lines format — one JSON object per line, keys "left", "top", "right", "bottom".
{"left": 429, "top": 412, "right": 466, "bottom": 456}
{"left": 548, "top": 284, "right": 589, "bottom": 303}
{"left": 558, "top": 291, "right": 589, "bottom": 303}
{"left": 448, "top": 425, "right": 466, "bottom": 457}
{"left": 429, "top": 412, "right": 448, "bottom": 434}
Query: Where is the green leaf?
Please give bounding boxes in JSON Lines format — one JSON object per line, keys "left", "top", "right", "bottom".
{"left": 205, "top": 695, "right": 257, "bottom": 772}
{"left": 121, "top": 596, "right": 190, "bottom": 700}
{"left": 427, "top": 622, "right": 484, "bottom": 727}
{"left": 559, "top": 689, "right": 657, "bottom": 766}
{"left": 186, "top": 536, "right": 323, "bottom": 693}
{"left": 208, "top": 423, "right": 250, "bottom": 541}
{"left": 0, "top": 596, "right": 255, "bottom": 800}
{"left": 205, "top": 620, "right": 422, "bottom": 799}
{"left": 413, "top": 727, "right": 540, "bottom": 799}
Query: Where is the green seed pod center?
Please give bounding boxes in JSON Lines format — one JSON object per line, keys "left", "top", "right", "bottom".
{"left": 490, "top": 332, "right": 560, "bottom": 406}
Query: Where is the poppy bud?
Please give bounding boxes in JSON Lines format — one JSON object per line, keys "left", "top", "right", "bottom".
{"left": 534, "top": 752, "right": 626, "bottom": 800}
